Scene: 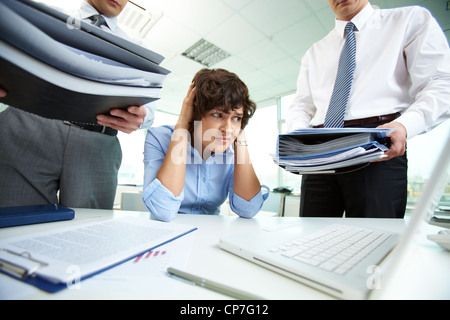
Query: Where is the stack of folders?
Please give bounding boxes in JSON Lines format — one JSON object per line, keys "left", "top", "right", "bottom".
{"left": 272, "top": 128, "right": 394, "bottom": 174}
{"left": 0, "top": 0, "right": 170, "bottom": 124}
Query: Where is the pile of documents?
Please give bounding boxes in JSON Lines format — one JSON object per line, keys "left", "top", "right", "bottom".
{"left": 0, "top": 0, "right": 170, "bottom": 123}
{"left": 272, "top": 128, "right": 394, "bottom": 174}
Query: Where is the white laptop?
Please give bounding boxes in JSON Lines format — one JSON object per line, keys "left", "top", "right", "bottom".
{"left": 220, "top": 131, "right": 450, "bottom": 300}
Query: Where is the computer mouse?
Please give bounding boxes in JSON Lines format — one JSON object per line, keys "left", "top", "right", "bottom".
{"left": 427, "top": 230, "right": 450, "bottom": 250}
{"left": 273, "top": 187, "right": 293, "bottom": 194}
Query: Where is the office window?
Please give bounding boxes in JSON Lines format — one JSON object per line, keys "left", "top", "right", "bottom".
{"left": 117, "top": 111, "right": 178, "bottom": 186}
{"left": 245, "top": 104, "right": 279, "bottom": 189}
{"left": 279, "top": 94, "right": 302, "bottom": 193}
{"left": 279, "top": 93, "right": 295, "bottom": 133}
{"left": 406, "top": 120, "right": 450, "bottom": 210}
{"left": 243, "top": 94, "right": 303, "bottom": 193}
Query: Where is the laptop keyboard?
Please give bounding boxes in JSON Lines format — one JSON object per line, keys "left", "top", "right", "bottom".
{"left": 269, "top": 224, "right": 392, "bottom": 275}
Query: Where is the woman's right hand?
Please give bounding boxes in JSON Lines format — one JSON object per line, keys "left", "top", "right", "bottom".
{"left": 176, "top": 82, "right": 196, "bottom": 130}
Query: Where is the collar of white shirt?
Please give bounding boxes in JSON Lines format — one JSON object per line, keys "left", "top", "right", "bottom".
{"left": 334, "top": 2, "right": 375, "bottom": 37}
{"left": 79, "top": 1, "right": 119, "bottom": 33}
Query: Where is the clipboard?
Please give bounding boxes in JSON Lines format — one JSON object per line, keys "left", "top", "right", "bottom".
{"left": 0, "top": 217, "right": 197, "bottom": 293}
{"left": 0, "top": 249, "right": 65, "bottom": 293}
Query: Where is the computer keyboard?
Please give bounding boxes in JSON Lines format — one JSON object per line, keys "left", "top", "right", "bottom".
{"left": 269, "top": 224, "right": 392, "bottom": 275}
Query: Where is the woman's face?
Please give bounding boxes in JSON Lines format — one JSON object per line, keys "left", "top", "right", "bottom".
{"left": 195, "top": 106, "right": 244, "bottom": 157}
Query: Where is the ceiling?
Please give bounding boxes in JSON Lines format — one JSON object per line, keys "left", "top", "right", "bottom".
{"left": 40, "top": 0, "right": 450, "bottom": 115}
{"left": 135, "top": 0, "right": 450, "bottom": 115}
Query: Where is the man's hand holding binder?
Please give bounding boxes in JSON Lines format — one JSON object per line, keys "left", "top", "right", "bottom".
{"left": 376, "top": 121, "right": 408, "bottom": 162}
{"left": 97, "top": 104, "right": 146, "bottom": 134}
{"left": 0, "top": 86, "right": 6, "bottom": 98}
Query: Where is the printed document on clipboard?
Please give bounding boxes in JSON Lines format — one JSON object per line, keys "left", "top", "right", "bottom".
{"left": 0, "top": 217, "right": 196, "bottom": 293}
{"left": 273, "top": 128, "right": 395, "bottom": 174}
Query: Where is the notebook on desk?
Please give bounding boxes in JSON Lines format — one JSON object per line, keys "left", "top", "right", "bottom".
{"left": 220, "top": 131, "right": 450, "bottom": 300}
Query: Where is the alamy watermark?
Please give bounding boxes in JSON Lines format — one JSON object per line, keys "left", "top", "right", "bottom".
{"left": 66, "top": 265, "right": 82, "bottom": 290}
{"left": 66, "top": 16, "right": 81, "bottom": 30}
{"left": 169, "top": 121, "right": 250, "bottom": 165}
{"left": 366, "top": 265, "right": 382, "bottom": 290}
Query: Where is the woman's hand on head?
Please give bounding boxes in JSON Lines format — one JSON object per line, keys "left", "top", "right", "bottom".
{"left": 176, "top": 83, "right": 196, "bottom": 130}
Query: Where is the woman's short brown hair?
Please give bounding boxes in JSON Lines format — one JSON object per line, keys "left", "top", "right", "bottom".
{"left": 189, "top": 68, "right": 256, "bottom": 133}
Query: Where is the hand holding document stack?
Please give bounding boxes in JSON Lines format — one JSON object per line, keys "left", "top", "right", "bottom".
{"left": 272, "top": 128, "right": 395, "bottom": 174}
{"left": 0, "top": 0, "right": 170, "bottom": 124}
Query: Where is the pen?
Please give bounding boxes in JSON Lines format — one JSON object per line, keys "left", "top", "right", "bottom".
{"left": 167, "top": 267, "right": 264, "bottom": 300}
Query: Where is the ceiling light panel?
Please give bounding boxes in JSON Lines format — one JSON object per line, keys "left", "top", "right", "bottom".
{"left": 182, "top": 38, "right": 230, "bottom": 67}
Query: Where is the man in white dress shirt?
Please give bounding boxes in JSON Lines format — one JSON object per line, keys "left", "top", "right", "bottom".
{"left": 287, "top": 0, "right": 450, "bottom": 218}
{"left": 0, "top": 0, "right": 156, "bottom": 209}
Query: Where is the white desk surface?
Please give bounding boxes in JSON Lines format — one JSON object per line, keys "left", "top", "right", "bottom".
{"left": 1, "top": 208, "right": 449, "bottom": 300}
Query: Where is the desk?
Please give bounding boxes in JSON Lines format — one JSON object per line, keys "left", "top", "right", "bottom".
{"left": 1, "top": 209, "right": 449, "bottom": 300}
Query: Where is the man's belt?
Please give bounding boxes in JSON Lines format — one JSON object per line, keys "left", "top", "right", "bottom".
{"left": 63, "top": 121, "right": 118, "bottom": 136}
{"left": 313, "top": 112, "right": 401, "bottom": 128}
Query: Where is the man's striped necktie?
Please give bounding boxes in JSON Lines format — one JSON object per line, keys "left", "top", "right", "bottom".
{"left": 324, "top": 22, "right": 357, "bottom": 128}
{"left": 90, "top": 14, "right": 107, "bottom": 28}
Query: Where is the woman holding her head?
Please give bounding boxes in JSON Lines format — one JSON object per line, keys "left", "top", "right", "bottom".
{"left": 143, "top": 68, "right": 269, "bottom": 222}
